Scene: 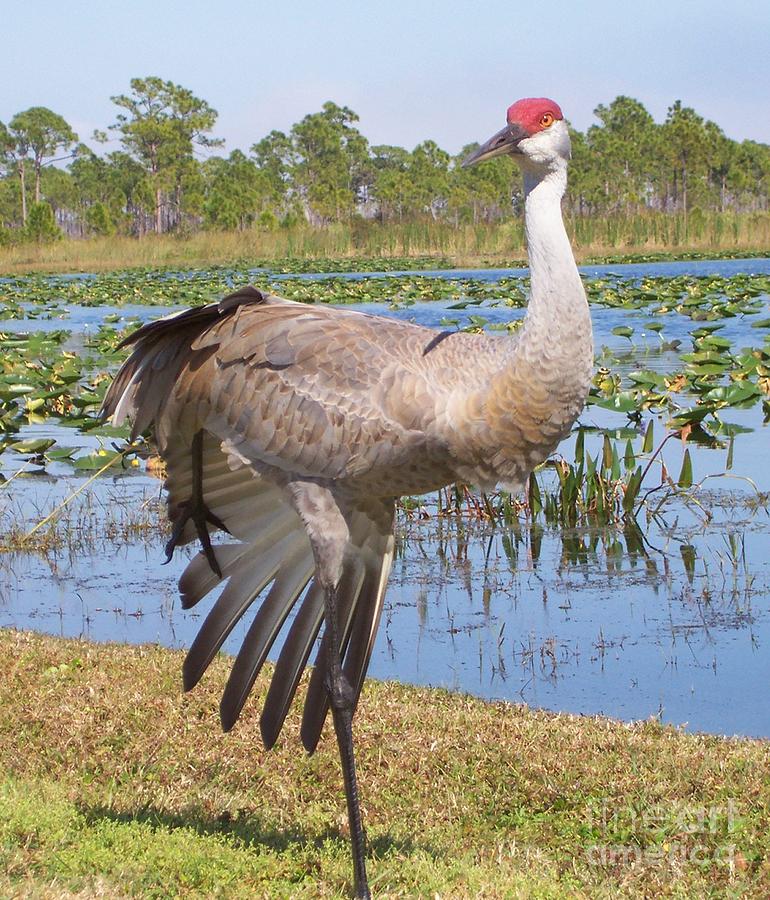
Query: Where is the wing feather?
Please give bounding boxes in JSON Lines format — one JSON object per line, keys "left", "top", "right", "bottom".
{"left": 182, "top": 527, "right": 303, "bottom": 691}
{"left": 100, "top": 285, "right": 422, "bottom": 751}
{"left": 259, "top": 582, "right": 326, "bottom": 750}
{"left": 219, "top": 542, "right": 316, "bottom": 732}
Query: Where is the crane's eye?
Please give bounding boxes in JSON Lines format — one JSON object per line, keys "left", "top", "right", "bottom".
{"left": 540, "top": 113, "right": 555, "bottom": 128}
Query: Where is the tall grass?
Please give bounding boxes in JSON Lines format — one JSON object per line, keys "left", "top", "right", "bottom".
{"left": 1, "top": 212, "right": 768, "bottom": 274}
{"left": 568, "top": 209, "right": 770, "bottom": 254}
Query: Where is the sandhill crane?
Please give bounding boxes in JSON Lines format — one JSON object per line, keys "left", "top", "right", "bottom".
{"left": 101, "top": 97, "right": 592, "bottom": 899}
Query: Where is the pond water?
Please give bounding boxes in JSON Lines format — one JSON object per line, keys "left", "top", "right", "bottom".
{"left": 272, "top": 256, "right": 770, "bottom": 281}
{"left": 2, "top": 259, "right": 770, "bottom": 739}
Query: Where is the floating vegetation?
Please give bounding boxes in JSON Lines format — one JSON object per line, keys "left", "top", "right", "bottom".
{"left": 581, "top": 248, "right": 770, "bottom": 265}
{"left": 0, "top": 327, "right": 132, "bottom": 469}
{"left": 585, "top": 272, "right": 770, "bottom": 320}
{"left": 1, "top": 265, "right": 768, "bottom": 491}
{"left": 588, "top": 304, "right": 770, "bottom": 440}
{"left": 1, "top": 266, "right": 768, "bottom": 316}
{"left": 0, "top": 267, "right": 531, "bottom": 309}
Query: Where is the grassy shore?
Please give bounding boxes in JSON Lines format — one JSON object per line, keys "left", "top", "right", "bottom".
{"left": 1, "top": 214, "right": 768, "bottom": 275}
{"left": 0, "top": 630, "right": 768, "bottom": 898}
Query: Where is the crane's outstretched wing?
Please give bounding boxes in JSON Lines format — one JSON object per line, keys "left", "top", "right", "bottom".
{"left": 100, "top": 286, "right": 421, "bottom": 746}
{"left": 163, "top": 429, "right": 394, "bottom": 749}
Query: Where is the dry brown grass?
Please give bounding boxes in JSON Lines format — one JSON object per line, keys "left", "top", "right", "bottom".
{"left": 1, "top": 214, "right": 768, "bottom": 275}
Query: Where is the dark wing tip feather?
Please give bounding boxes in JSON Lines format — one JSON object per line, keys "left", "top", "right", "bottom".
{"left": 300, "top": 657, "right": 330, "bottom": 754}
{"left": 259, "top": 583, "right": 325, "bottom": 749}
{"left": 182, "top": 660, "right": 199, "bottom": 693}
{"left": 180, "top": 592, "right": 199, "bottom": 611}
{"left": 220, "top": 701, "right": 240, "bottom": 733}
{"left": 218, "top": 285, "right": 269, "bottom": 313}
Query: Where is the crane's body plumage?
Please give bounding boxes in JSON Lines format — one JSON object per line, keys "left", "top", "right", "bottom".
{"left": 101, "top": 97, "right": 593, "bottom": 898}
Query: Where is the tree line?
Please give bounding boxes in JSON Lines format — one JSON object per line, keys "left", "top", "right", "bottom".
{"left": 1, "top": 76, "right": 769, "bottom": 243}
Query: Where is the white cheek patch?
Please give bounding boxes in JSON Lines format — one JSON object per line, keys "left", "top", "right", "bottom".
{"left": 520, "top": 122, "right": 570, "bottom": 166}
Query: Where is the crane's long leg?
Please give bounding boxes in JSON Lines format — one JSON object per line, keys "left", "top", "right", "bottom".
{"left": 164, "top": 429, "right": 230, "bottom": 577}
{"left": 324, "top": 585, "right": 370, "bottom": 900}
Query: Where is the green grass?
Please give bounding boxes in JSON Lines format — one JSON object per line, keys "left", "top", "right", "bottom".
{"left": 0, "top": 630, "right": 768, "bottom": 897}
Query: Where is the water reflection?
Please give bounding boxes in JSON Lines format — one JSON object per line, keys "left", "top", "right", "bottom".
{"left": 386, "top": 499, "right": 769, "bottom": 737}
{"left": 1, "top": 470, "right": 768, "bottom": 739}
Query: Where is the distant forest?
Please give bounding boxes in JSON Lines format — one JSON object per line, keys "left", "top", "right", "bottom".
{"left": 1, "top": 76, "right": 769, "bottom": 242}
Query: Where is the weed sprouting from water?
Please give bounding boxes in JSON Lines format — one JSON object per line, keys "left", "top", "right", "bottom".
{"left": 0, "top": 485, "right": 165, "bottom": 556}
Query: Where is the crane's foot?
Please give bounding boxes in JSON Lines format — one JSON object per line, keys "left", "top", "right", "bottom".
{"left": 164, "top": 498, "right": 229, "bottom": 577}
{"left": 324, "top": 586, "right": 371, "bottom": 899}
{"left": 163, "top": 430, "right": 230, "bottom": 578}
{"left": 325, "top": 667, "right": 356, "bottom": 712}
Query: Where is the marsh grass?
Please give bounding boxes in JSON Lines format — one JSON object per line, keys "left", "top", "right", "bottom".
{"left": 0, "top": 484, "right": 164, "bottom": 556}
{"left": 1, "top": 213, "right": 769, "bottom": 275}
{"left": 0, "top": 630, "right": 768, "bottom": 897}
{"left": 0, "top": 433, "right": 744, "bottom": 561}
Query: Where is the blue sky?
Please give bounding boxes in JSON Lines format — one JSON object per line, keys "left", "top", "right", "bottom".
{"left": 2, "top": 0, "right": 769, "bottom": 157}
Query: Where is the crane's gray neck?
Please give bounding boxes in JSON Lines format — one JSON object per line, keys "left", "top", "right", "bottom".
{"left": 498, "top": 159, "right": 593, "bottom": 416}
{"left": 520, "top": 162, "right": 586, "bottom": 333}
{"left": 447, "top": 159, "right": 594, "bottom": 492}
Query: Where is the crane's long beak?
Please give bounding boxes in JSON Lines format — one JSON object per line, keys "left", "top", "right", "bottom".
{"left": 462, "top": 122, "right": 528, "bottom": 167}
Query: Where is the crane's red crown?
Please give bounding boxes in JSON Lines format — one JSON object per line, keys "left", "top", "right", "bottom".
{"left": 507, "top": 98, "right": 564, "bottom": 135}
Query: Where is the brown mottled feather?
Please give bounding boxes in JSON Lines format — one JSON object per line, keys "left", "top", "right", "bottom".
{"left": 101, "top": 273, "right": 591, "bottom": 748}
